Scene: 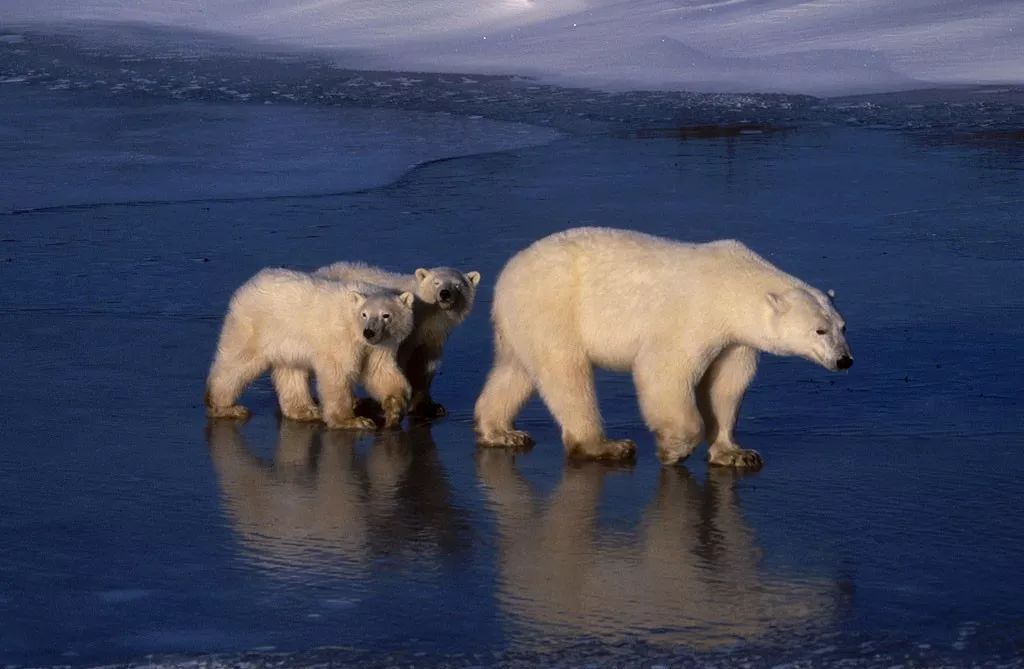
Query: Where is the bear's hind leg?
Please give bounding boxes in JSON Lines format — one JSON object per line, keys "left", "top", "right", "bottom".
{"left": 634, "top": 353, "right": 704, "bottom": 466}
{"left": 697, "top": 345, "right": 762, "bottom": 469}
{"left": 272, "top": 367, "right": 321, "bottom": 422}
{"left": 206, "top": 350, "right": 267, "bottom": 420}
{"left": 404, "top": 345, "right": 446, "bottom": 419}
{"left": 535, "top": 353, "right": 635, "bottom": 461}
{"left": 474, "top": 331, "right": 536, "bottom": 449}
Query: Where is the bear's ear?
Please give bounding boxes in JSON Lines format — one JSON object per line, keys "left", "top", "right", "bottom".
{"left": 766, "top": 292, "right": 789, "bottom": 313}
{"left": 466, "top": 271, "right": 481, "bottom": 286}
{"left": 350, "top": 291, "right": 366, "bottom": 307}
{"left": 415, "top": 268, "right": 431, "bottom": 282}
{"left": 827, "top": 289, "right": 836, "bottom": 301}
{"left": 398, "top": 291, "right": 415, "bottom": 309}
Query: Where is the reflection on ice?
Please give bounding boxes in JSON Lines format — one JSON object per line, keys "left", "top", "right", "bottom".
{"left": 207, "top": 420, "right": 467, "bottom": 578}
{"left": 478, "top": 452, "right": 842, "bottom": 649}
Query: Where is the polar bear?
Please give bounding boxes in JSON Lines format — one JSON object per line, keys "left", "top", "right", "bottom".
{"left": 298, "top": 262, "right": 481, "bottom": 417}
{"left": 205, "top": 268, "right": 415, "bottom": 429}
{"left": 474, "top": 227, "right": 853, "bottom": 468}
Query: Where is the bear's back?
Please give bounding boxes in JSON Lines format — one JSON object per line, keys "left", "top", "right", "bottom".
{"left": 316, "top": 262, "right": 416, "bottom": 294}
{"left": 232, "top": 268, "right": 370, "bottom": 333}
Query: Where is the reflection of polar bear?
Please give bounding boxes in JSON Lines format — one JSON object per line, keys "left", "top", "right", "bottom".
{"left": 475, "top": 227, "right": 853, "bottom": 467}
{"left": 206, "top": 420, "right": 466, "bottom": 577}
{"left": 476, "top": 452, "right": 842, "bottom": 650}
{"left": 205, "top": 269, "right": 415, "bottom": 429}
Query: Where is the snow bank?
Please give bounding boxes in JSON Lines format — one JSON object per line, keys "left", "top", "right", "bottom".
{"left": 3, "top": 0, "right": 1021, "bottom": 94}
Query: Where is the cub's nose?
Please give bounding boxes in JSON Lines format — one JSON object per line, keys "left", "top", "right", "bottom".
{"left": 836, "top": 355, "right": 853, "bottom": 370}
{"left": 439, "top": 288, "right": 452, "bottom": 301}
{"left": 363, "top": 328, "right": 376, "bottom": 340}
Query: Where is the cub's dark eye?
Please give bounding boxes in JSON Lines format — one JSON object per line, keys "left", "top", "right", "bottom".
{"left": 816, "top": 328, "right": 828, "bottom": 335}
{"left": 361, "top": 312, "right": 368, "bottom": 318}
{"left": 382, "top": 313, "right": 391, "bottom": 320}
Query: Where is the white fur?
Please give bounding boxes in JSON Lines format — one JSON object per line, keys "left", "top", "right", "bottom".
{"left": 205, "top": 268, "right": 415, "bottom": 429}
{"left": 310, "top": 261, "right": 481, "bottom": 416}
{"left": 474, "top": 227, "right": 852, "bottom": 466}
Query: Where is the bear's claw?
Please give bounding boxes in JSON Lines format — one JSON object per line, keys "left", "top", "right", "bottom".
{"left": 281, "top": 405, "right": 322, "bottom": 422}
{"left": 326, "top": 415, "right": 378, "bottom": 431}
{"left": 476, "top": 429, "right": 535, "bottom": 449}
{"left": 207, "top": 404, "right": 250, "bottom": 420}
{"left": 570, "top": 438, "right": 637, "bottom": 462}
{"left": 708, "top": 447, "right": 763, "bottom": 469}
{"left": 381, "top": 396, "right": 406, "bottom": 429}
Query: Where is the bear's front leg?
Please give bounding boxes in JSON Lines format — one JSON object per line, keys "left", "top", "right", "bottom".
{"left": 634, "top": 354, "right": 704, "bottom": 465}
{"left": 699, "top": 345, "right": 762, "bottom": 470}
{"left": 317, "top": 361, "right": 376, "bottom": 431}
{"left": 362, "top": 347, "right": 411, "bottom": 429}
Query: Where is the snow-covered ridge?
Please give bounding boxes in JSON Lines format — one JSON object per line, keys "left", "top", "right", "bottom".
{"left": 2, "top": 1, "right": 1021, "bottom": 94}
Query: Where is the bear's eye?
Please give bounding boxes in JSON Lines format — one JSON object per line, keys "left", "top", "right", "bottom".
{"left": 361, "top": 312, "right": 368, "bottom": 319}
{"left": 815, "top": 328, "right": 828, "bottom": 335}
{"left": 382, "top": 313, "right": 391, "bottom": 320}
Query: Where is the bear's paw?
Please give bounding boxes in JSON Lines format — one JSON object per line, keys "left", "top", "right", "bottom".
{"left": 708, "top": 447, "right": 763, "bottom": 469}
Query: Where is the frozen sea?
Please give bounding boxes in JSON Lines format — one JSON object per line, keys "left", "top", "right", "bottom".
{"left": 1, "top": 25, "right": 1024, "bottom": 669}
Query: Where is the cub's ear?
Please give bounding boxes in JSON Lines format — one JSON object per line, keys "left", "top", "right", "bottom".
{"left": 766, "top": 292, "right": 789, "bottom": 313}
{"left": 827, "top": 289, "right": 837, "bottom": 301}
{"left": 398, "top": 291, "right": 415, "bottom": 309}
{"left": 350, "top": 291, "right": 366, "bottom": 307}
{"left": 466, "top": 271, "right": 481, "bottom": 286}
{"left": 415, "top": 268, "right": 431, "bottom": 282}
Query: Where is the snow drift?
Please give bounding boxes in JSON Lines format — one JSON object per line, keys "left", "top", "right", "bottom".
{"left": 3, "top": 0, "right": 1022, "bottom": 94}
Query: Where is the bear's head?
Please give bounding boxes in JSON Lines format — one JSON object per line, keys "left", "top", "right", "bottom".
{"left": 413, "top": 267, "right": 481, "bottom": 317}
{"left": 762, "top": 287, "right": 853, "bottom": 372}
{"left": 351, "top": 289, "right": 415, "bottom": 346}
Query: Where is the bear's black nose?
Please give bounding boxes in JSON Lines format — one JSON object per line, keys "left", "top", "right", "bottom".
{"left": 363, "top": 329, "right": 376, "bottom": 340}
{"left": 836, "top": 355, "right": 853, "bottom": 370}
{"left": 439, "top": 288, "right": 452, "bottom": 301}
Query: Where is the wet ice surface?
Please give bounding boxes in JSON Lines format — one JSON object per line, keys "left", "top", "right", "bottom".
{"left": 0, "top": 95, "right": 558, "bottom": 212}
{"left": 2, "top": 28, "right": 1024, "bottom": 669}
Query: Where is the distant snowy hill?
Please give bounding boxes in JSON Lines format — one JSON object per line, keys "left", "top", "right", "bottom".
{"left": 3, "top": 0, "right": 1021, "bottom": 94}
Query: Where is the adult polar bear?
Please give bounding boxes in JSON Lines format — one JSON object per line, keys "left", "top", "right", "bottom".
{"left": 474, "top": 227, "right": 853, "bottom": 467}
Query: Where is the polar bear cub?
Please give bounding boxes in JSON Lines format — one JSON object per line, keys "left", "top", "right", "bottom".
{"left": 310, "top": 262, "right": 481, "bottom": 417}
{"left": 474, "top": 227, "right": 853, "bottom": 468}
{"left": 205, "top": 268, "right": 415, "bottom": 429}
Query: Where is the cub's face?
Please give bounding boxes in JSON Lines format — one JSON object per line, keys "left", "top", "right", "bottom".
{"left": 351, "top": 290, "right": 415, "bottom": 346}
{"left": 765, "top": 288, "right": 853, "bottom": 372}
{"left": 414, "top": 267, "right": 481, "bottom": 316}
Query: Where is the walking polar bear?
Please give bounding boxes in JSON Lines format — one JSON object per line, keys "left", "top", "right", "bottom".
{"left": 310, "top": 263, "right": 481, "bottom": 417}
{"left": 206, "top": 269, "right": 415, "bottom": 430}
{"left": 474, "top": 227, "right": 853, "bottom": 468}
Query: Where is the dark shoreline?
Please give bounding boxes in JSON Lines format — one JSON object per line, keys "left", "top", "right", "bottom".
{"left": 3, "top": 23, "right": 1024, "bottom": 137}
